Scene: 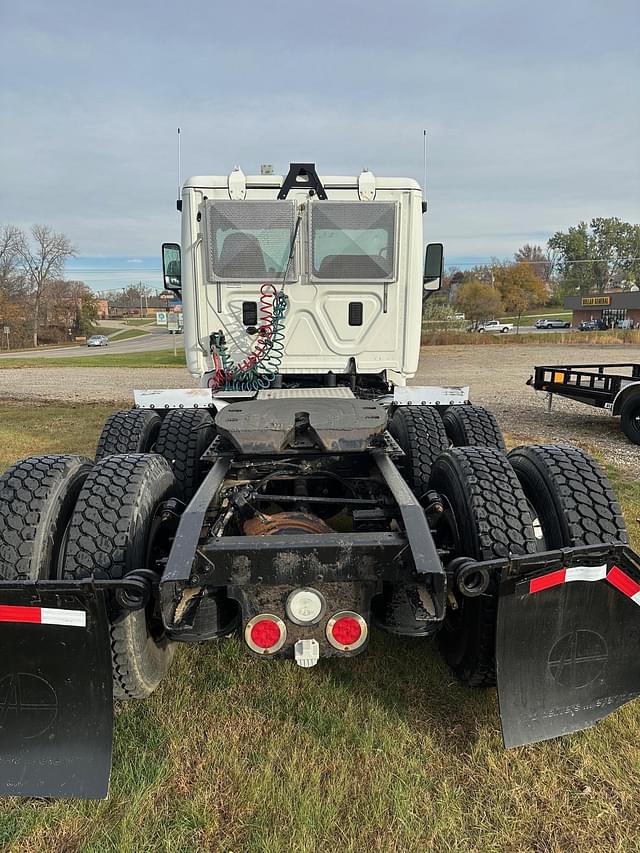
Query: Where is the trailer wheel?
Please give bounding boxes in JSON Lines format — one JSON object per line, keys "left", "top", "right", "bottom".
{"left": 509, "top": 444, "right": 628, "bottom": 547}
{"left": 620, "top": 394, "right": 640, "bottom": 445}
{"left": 155, "top": 408, "right": 216, "bottom": 502}
{"left": 62, "top": 454, "right": 177, "bottom": 699}
{"left": 442, "top": 404, "right": 505, "bottom": 450}
{"left": 388, "top": 405, "right": 449, "bottom": 499}
{"left": 431, "top": 447, "right": 536, "bottom": 686}
{"left": 95, "top": 409, "right": 162, "bottom": 461}
{"left": 0, "top": 455, "right": 92, "bottom": 581}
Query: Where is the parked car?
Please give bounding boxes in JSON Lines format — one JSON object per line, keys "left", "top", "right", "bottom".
{"left": 577, "top": 320, "right": 607, "bottom": 332}
{"left": 475, "top": 320, "right": 514, "bottom": 333}
{"left": 87, "top": 335, "right": 109, "bottom": 347}
{"left": 535, "top": 318, "right": 571, "bottom": 329}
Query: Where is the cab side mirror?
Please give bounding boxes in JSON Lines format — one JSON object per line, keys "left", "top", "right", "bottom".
{"left": 162, "top": 243, "right": 181, "bottom": 293}
{"left": 424, "top": 242, "right": 443, "bottom": 291}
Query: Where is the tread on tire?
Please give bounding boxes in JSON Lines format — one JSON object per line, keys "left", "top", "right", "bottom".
{"left": 431, "top": 446, "right": 536, "bottom": 686}
{"left": 62, "top": 453, "right": 177, "bottom": 699}
{"left": 0, "top": 455, "right": 92, "bottom": 581}
{"left": 442, "top": 404, "right": 505, "bottom": 450}
{"left": 95, "top": 409, "right": 162, "bottom": 461}
{"left": 388, "top": 405, "right": 449, "bottom": 501}
{"left": 508, "top": 444, "right": 628, "bottom": 548}
{"left": 155, "top": 408, "right": 216, "bottom": 502}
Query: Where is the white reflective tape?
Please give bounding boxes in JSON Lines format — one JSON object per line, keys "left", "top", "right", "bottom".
{"left": 564, "top": 564, "right": 608, "bottom": 584}
{"left": 631, "top": 592, "right": 640, "bottom": 607}
{"left": 40, "top": 608, "right": 87, "bottom": 627}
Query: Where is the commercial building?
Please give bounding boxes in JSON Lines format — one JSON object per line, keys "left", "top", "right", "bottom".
{"left": 564, "top": 291, "right": 640, "bottom": 328}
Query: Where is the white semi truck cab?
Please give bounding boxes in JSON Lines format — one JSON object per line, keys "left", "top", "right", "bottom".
{"left": 162, "top": 163, "right": 443, "bottom": 393}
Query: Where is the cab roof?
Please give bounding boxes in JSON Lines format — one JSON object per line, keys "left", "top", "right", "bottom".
{"left": 183, "top": 174, "right": 421, "bottom": 192}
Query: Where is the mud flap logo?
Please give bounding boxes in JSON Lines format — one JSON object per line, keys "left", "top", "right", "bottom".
{"left": 0, "top": 673, "right": 58, "bottom": 739}
{"left": 547, "top": 630, "right": 608, "bottom": 689}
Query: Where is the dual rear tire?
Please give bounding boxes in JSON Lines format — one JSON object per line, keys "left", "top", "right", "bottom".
{"left": 0, "top": 452, "right": 179, "bottom": 700}
{"left": 96, "top": 407, "right": 215, "bottom": 502}
{"left": 0, "top": 404, "right": 216, "bottom": 702}
{"left": 430, "top": 443, "right": 627, "bottom": 686}
{"left": 390, "top": 405, "right": 627, "bottom": 687}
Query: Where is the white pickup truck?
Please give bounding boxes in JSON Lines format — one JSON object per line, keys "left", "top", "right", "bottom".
{"left": 476, "top": 320, "right": 514, "bottom": 333}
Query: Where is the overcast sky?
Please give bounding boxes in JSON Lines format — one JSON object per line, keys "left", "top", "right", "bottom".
{"left": 1, "top": 0, "right": 638, "bottom": 276}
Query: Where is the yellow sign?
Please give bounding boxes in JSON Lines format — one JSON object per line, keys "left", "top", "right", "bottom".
{"left": 581, "top": 296, "right": 611, "bottom": 307}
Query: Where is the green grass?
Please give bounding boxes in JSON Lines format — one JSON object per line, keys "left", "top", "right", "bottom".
{"left": 1, "top": 404, "right": 640, "bottom": 851}
{"left": 107, "top": 327, "right": 151, "bottom": 342}
{"left": 0, "top": 349, "right": 186, "bottom": 369}
{"left": 423, "top": 329, "right": 640, "bottom": 346}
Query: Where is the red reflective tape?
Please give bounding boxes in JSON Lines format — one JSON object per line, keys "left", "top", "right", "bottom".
{"left": 0, "top": 605, "right": 42, "bottom": 624}
{"left": 606, "top": 565, "right": 640, "bottom": 600}
{"left": 529, "top": 569, "right": 566, "bottom": 594}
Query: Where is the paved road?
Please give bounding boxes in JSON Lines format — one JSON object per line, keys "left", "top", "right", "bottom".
{"left": 478, "top": 325, "right": 575, "bottom": 335}
{"left": 0, "top": 327, "right": 181, "bottom": 358}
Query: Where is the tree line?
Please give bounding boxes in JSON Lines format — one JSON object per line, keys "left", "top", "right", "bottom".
{"left": 0, "top": 224, "right": 98, "bottom": 347}
{"left": 442, "top": 217, "right": 640, "bottom": 329}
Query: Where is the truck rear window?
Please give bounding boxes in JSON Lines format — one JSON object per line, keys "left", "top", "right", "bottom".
{"left": 310, "top": 202, "right": 397, "bottom": 281}
{"left": 204, "top": 200, "right": 298, "bottom": 282}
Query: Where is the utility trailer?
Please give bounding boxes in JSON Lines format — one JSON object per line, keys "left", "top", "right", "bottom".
{"left": 529, "top": 362, "right": 640, "bottom": 444}
{"left": 2, "top": 164, "right": 640, "bottom": 799}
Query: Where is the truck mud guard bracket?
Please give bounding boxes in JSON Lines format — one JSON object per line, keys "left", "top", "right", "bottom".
{"left": 0, "top": 582, "right": 113, "bottom": 799}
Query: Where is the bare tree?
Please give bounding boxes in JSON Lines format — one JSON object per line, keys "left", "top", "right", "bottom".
{"left": 0, "top": 225, "right": 24, "bottom": 297}
{"left": 16, "top": 225, "right": 76, "bottom": 346}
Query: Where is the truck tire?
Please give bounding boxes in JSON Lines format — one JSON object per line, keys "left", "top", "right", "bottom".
{"left": 620, "top": 393, "right": 640, "bottom": 445}
{"left": 509, "top": 444, "right": 628, "bottom": 547}
{"left": 155, "top": 408, "right": 216, "bottom": 502}
{"left": 95, "top": 409, "right": 162, "bottom": 461}
{"left": 388, "top": 405, "right": 449, "bottom": 500}
{"left": 62, "top": 454, "right": 177, "bottom": 699}
{"left": 0, "top": 455, "right": 92, "bottom": 581}
{"left": 431, "top": 447, "right": 536, "bottom": 686}
{"left": 441, "top": 405, "right": 505, "bottom": 450}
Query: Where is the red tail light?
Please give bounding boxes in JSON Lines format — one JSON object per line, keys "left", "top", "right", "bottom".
{"left": 326, "top": 611, "right": 368, "bottom": 651}
{"left": 245, "top": 614, "right": 286, "bottom": 654}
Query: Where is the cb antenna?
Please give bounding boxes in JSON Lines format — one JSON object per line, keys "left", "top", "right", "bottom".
{"left": 176, "top": 127, "right": 182, "bottom": 211}
{"left": 422, "top": 129, "right": 428, "bottom": 213}
{"left": 177, "top": 127, "right": 182, "bottom": 197}
{"left": 423, "top": 129, "right": 427, "bottom": 196}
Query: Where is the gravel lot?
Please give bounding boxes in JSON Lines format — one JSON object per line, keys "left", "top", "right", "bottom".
{"left": 0, "top": 367, "right": 195, "bottom": 403}
{"left": 418, "top": 343, "right": 640, "bottom": 475}
{"left": 0, "top": 342, "right": 638, "bottom": 474}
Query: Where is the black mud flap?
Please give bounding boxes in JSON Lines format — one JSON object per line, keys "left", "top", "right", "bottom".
{"left": 496, "top": 546, "right": 640, "bottom": 748}
{"left": 0, "top": 584, "right": 113, "bottom": 799}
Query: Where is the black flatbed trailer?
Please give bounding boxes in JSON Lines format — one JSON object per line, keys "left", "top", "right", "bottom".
{"left": 529, "top": 362, "right": 640, "bottom": 444}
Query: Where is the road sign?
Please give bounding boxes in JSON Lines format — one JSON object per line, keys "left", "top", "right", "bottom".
{"left": 155, "top": 312, "right": 167, "bottom": 326}
{"left": 167, "top": 314, "right": 180, "bottom": 332}
{"left": 3, "top": 327, "right": 9, "bottom": 335}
